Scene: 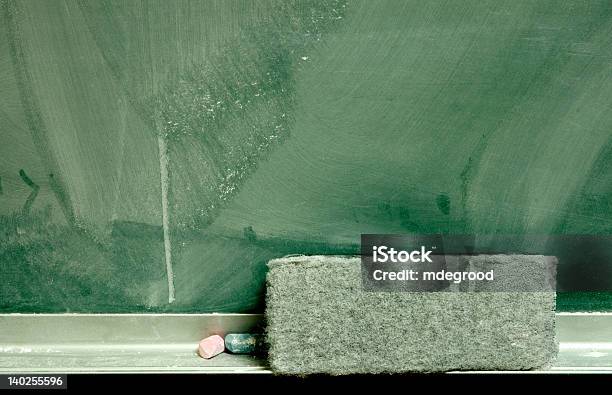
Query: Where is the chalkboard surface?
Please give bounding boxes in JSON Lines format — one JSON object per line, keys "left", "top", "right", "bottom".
{"left": 1, "top": 0, "right": 611, "bottom": 312}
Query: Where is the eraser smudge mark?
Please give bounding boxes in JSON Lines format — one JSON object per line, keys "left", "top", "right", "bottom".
{"left": 3, "top": 0, "right": 75, "bottom": 226}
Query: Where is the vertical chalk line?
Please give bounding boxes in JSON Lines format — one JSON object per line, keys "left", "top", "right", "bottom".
{"left": 157, "top": 134, "right": 175, "bottom": 303}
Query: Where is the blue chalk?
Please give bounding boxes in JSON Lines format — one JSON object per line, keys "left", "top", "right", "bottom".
{"left": 224, "top": 333, "right": 265, "bottom": 354}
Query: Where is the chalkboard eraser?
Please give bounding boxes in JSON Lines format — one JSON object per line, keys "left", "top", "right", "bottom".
{"left": 266, "top": 255, "right": 557, "bottom": 374}
{"left": 198, "top": 335, "right": 224, "bottom": 359}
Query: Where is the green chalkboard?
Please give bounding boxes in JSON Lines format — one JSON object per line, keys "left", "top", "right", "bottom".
{"left": 1, "top": 0, "right": 611, "bottom": 313}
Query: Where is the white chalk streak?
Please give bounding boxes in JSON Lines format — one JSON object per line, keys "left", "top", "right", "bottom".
{"left": 157, "top": 135, "right": 175, "bottom": 303}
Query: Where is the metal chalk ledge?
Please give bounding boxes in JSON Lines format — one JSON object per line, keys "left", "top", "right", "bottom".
{"left": 0, "top": 313, "right": 610, "bottom": 374}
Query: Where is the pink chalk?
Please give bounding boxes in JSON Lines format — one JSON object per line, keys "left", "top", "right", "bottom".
{"left": 198, "top": 335, "right": 225, "bottom": 359}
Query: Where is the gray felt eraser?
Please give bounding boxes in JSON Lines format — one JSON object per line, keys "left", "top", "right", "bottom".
{"left": 265, "top": 255, "right": 557, "bottom": 375}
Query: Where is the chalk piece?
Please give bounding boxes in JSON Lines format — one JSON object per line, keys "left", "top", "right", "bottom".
{"left": 224, "top": 334, "right": 264, "bottom": 354}
{"left": 198, "top": 335, "right": 224, "bottom": 359}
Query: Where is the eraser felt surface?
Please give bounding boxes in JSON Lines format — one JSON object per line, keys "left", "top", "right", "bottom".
{"left": 266, "top": 255, "right": 558, "bottom": 375}
{"left": 198, "top": 335, "right": 225, "bottom": 359}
